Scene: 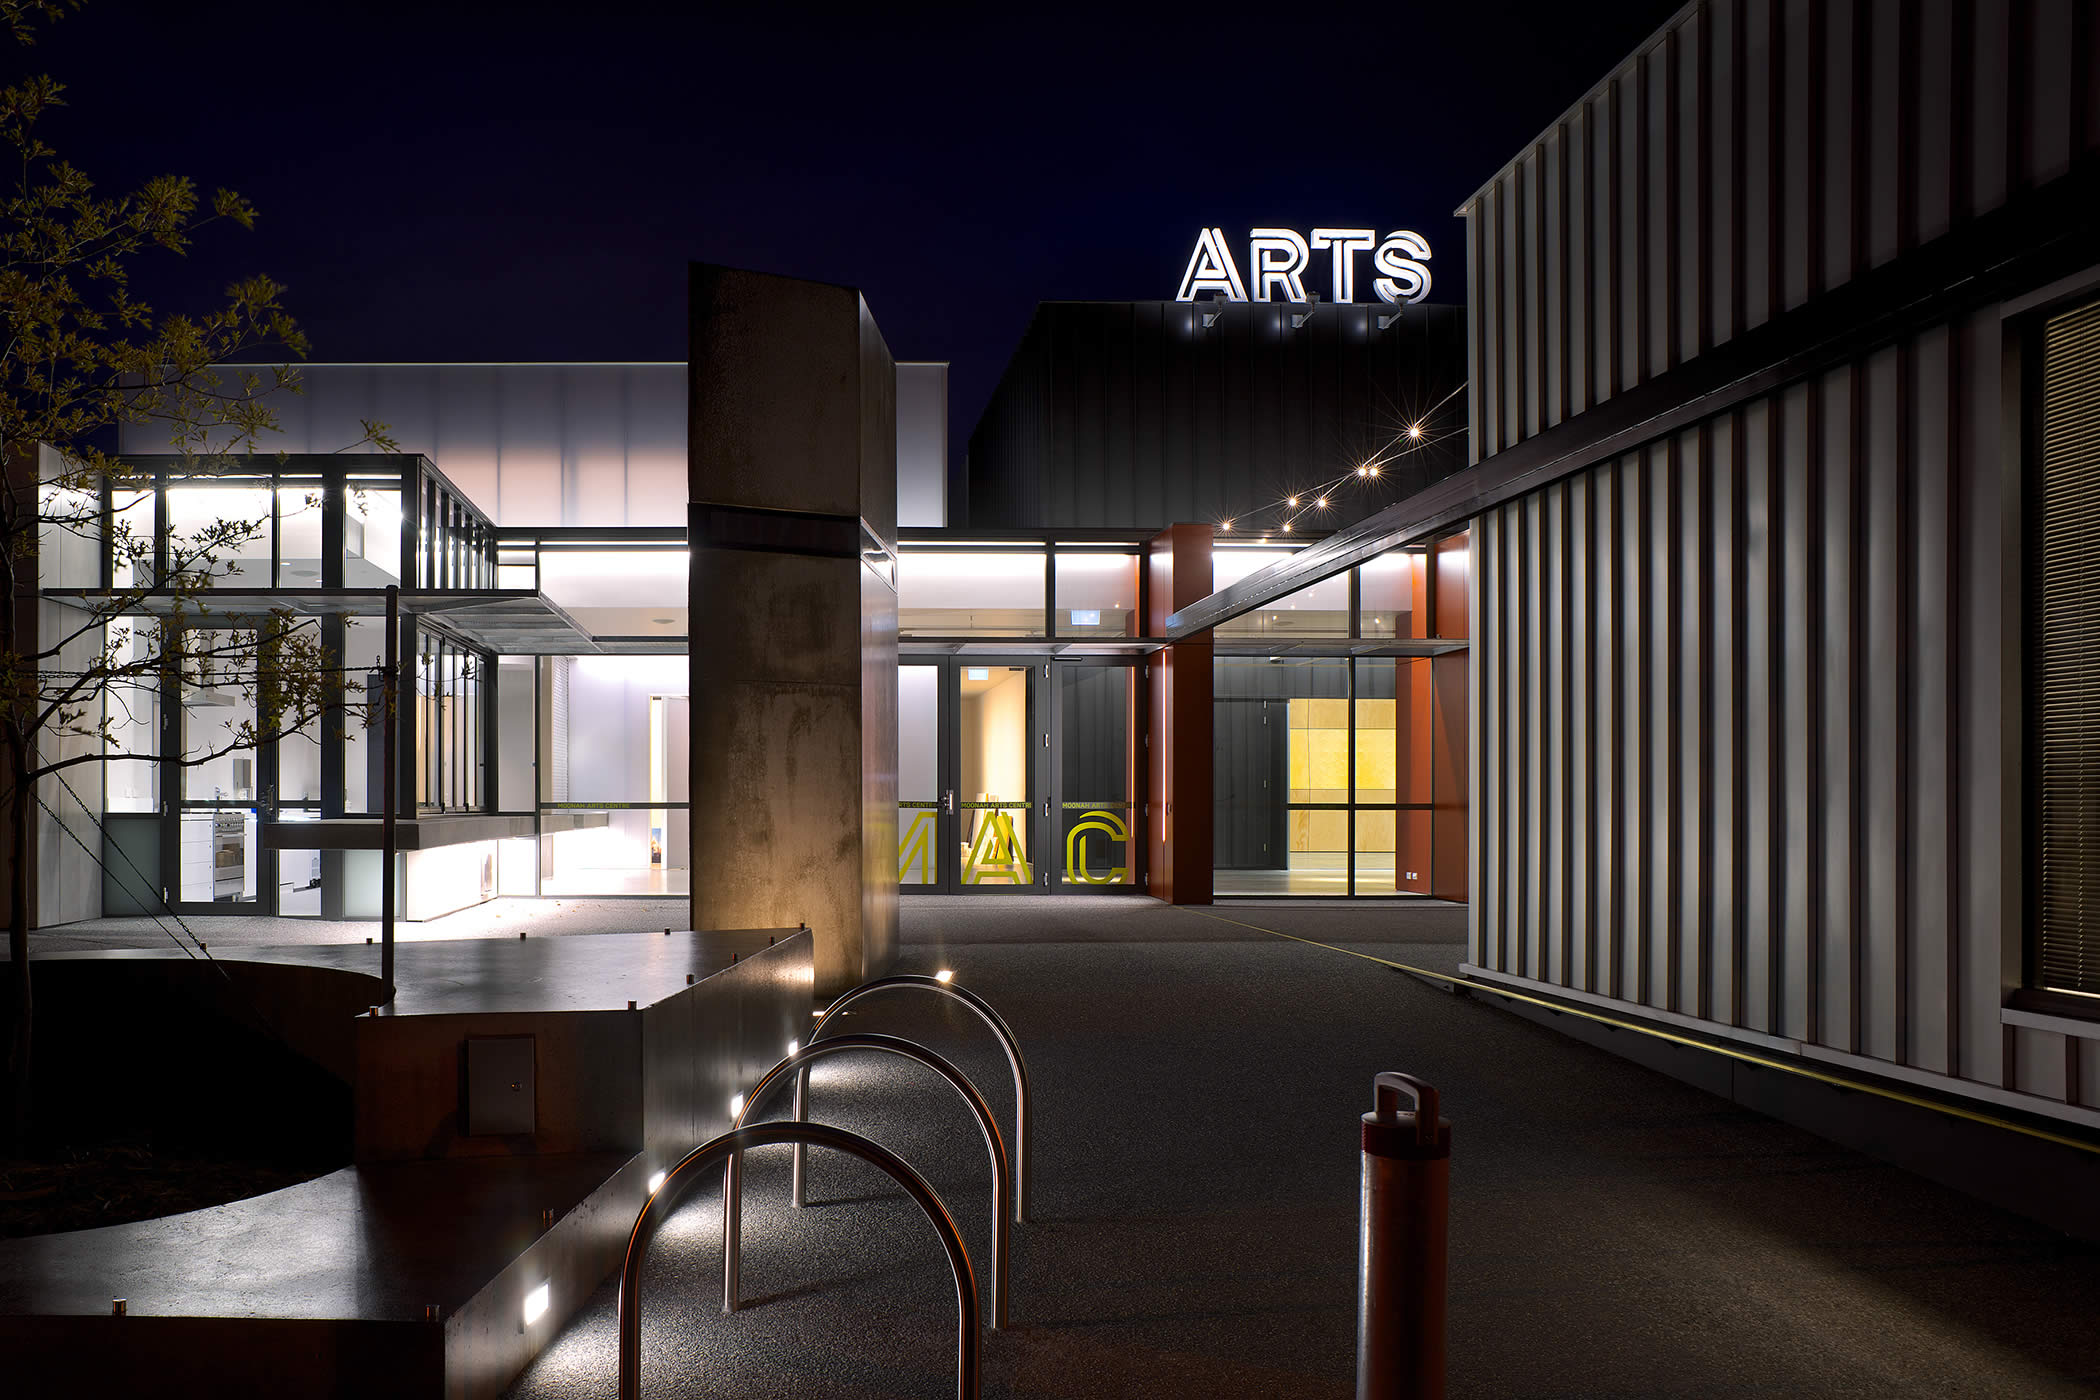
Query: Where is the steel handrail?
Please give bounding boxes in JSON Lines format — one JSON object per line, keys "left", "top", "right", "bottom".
{"left": 725, "top": 1033, "right": 1011, "bottom": 1327}
{"left": 795, "top": 974, "right": 1033, "bottom": 1222}
{"left": 618, "top": 1120, "right": 978, "bottom": 1400}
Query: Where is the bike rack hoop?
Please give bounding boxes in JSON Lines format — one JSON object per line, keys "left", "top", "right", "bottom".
{"left": 724, "top": 1033, "right": 1013, "bottom": 1329}
{"left": 796, "top": 974, "right": 1034, "bottom": 1223}
{"left": 618, "top": 1120, "right": 979, "bottom": 1400}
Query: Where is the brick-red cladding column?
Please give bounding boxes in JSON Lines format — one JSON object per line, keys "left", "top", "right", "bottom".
{"left": 1146, "top": 525, "right": 1213, "bottom": 904}
{"left": 1430, "top": 533, "right": 1471, "bottom": 903}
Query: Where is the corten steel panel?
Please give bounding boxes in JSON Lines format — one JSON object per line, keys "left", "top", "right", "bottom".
{"left": 355, "top": 1011, "right": 641, "bottom": 1163}
{"left": 967, "top": 301, "right": 1468, "bottom": 531}
{"left": 1146, "top": 526, "right": 1214, "bottom": 904}
{"left": 464, "top": 1036, "right": 536, "bottom": 1137}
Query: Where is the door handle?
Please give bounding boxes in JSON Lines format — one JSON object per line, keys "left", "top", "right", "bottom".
{"left": 942, "top": 790, "right": 956, "bottom": 815}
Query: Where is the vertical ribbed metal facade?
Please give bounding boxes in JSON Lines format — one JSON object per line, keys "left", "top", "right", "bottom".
{"left": 1461, "top": 0, "right": 2100, "bottom": 1123}
{"left": 1465, "top": 0, "right": 2098, "bottom": 465}
{"left": 967, "top": 301, "right": 1467, "bottom": 531}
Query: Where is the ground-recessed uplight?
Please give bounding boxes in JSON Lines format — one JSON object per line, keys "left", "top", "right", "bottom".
{"left": 523, "top": 1283, "right": 550, "bottom": 1325}
{"left": 812, "top": 1008, "right": 824, "bottom": 1018}
{"left": 934, "top": 968, "right": 955, "bottom": 983}
{"left": 648, "top": 1170, "right": 666, "bottom": 1195}
{"left": 730, "top": 1093, "right": 745, "bottom": 1117}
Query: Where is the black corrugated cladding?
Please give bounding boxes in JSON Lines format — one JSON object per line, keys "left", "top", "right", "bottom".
{"left": 965, "top": 300, "right": 1468, "bottom": 530}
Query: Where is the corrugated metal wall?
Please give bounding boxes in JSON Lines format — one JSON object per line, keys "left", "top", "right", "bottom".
{"left": 1463, "top": 0, "right": 2100, "bottom": 1126}
{"left": 1462, "top": 0, "right": 2100, "bottom": 463}
{"left": 967, "top": 301, "right": 1467, "bottom": 530}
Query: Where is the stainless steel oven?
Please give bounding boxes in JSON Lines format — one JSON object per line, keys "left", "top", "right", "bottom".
{"left": 212, "top": 811, "right": 245, "bottom": 901}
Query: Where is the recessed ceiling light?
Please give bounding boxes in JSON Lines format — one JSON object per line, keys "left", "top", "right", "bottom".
{"left": 652, "top": 617, "right": 674, "bottom": 624}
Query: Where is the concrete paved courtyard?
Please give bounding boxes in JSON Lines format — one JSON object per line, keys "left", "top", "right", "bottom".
{"left": 487, "top": 895, "right": 2100, "bottom": 1399}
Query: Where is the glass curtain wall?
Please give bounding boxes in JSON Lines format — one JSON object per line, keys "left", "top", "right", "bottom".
{"left": 895, "top": 542, "right": 1143, "bottom": 641}
{"left": 1212, "top": 655, "right": 1439, "bottom": 896}
{"left": 538, "top": 654, "right": 689, "bottom": 896}
{"left": 1210, "top": 540, "right": 1448, "bottom": 897}
{"left": 414, "top": 632, "right": 485, "bottom": 813}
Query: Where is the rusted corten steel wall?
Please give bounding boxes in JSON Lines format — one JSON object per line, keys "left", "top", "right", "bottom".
{"left": 1458, "top": 0, "right": 2100, "bottom": 1128}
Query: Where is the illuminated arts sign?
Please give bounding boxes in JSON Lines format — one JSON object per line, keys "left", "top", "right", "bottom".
{"left": 1174, "top": 227, "right": 1432, "bottom": 305}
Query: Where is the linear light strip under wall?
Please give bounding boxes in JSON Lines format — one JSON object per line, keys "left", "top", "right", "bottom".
{"left": 1174, "top": 906, "right": 2100, "bottom": 1159}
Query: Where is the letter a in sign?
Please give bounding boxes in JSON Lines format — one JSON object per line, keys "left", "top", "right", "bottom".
{"left": 1176, "top": 227, "right": 1248, "bottom": 301}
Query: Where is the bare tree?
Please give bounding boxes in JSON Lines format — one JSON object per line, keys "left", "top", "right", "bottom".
{"left": 0, "top": 0, "right": 389, "bottom": 1144}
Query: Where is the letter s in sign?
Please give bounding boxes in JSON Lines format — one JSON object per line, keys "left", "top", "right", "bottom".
{"left": 1373, "top": 232, "right": 1432, "bottom": 305}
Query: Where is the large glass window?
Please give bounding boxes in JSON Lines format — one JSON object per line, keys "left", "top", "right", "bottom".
{"left": 1213, "top": 654, "right": 1436, "bottom": 896}
{"left": 103, "top": 622, "right": 158, "bottom": 814}
{"left": 1214, "top": 548, "right": 1351, "bottom": 640}
{"left": 276, "top": 479, "right": 326, "bottom": 587}
{"left": 165, "top": 479, "right": 272, "bottom": 585}
{"left": 345, "top": 478, "right": 402, "bottom": 585}
{"left": 1358, "top": 549, "right": 1426, "bottom": 639}
{"left": 536, "top": 547, "right": 687, "bottom": 642}
{"left": 898, "top": 550, "right": 1046, "bottom": 637}
{"left": 414, "top": 632, "right": 487, "bottom": 813}
{"left": 1053, "top": 552, "right": 1139, "bottom": 638}
{"left": 538, "top": 655, "right": 689, "bottom": 896}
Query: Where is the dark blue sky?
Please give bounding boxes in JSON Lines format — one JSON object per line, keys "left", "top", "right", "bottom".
{"left": 40, "top": 0, "right": 1677, "bottom": 451}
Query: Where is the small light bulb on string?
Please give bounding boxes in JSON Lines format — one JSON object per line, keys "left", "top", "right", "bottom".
{"left": 1408, "top": 424, "right": 1423, "bottom": 439}
{"left": 1286, "top": 496, "right": 1298, "bottom": 508}
{"left": 1316, "top": 496, "right": 1328, "bottom": 509}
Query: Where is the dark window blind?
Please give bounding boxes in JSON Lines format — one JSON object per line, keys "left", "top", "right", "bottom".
{"left": 2037, "top": 298, "right": 2100, "bottom": 996}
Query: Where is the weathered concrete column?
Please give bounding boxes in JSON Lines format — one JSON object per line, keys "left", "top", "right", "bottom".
{"left": 1145, "top": 524, "right": 1213, "bottom": 904}
{"left": 687, "top": 265, "right": 899, "bottom": 998}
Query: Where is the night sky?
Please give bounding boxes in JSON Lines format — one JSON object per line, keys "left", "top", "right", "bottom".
{"left": 38, "top": 1, "right": 1679, "bottom": 452}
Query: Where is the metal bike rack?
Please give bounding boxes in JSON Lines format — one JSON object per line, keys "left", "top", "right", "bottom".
{"left": 724, "top": 1033, "right": 1012, "bottom": 1328}
{"left": 618, "top": 1119, "right": 979, "bottom": 1400}
{"left": 794, "top": 974, "right": 1033, "bottom": 1223}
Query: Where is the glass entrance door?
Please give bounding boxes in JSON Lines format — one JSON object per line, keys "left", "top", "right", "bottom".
{"left": 1052, "top": 660, "right": 1138, "bottom": 890}
{"left": 898, "top": 662, "right": 943, "bottom": 890}
{"left": 954, "top": 661, "right": 1038, "bottom": 891}
{"left": 896, "top": 657, "right": 1140, "bottom": 895}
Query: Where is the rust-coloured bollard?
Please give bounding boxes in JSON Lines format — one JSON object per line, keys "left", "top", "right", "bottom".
{"left": 1357, "top": 1071, "right": 1450, "bottom": 1400}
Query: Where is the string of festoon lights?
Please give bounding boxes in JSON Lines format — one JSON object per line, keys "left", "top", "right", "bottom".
{"left": 1216, "top": 381, "right": 1468, "bottom": 542}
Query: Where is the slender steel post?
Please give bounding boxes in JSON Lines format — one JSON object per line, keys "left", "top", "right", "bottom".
{"left": 792, "top": 975, "right": 1032, "bottom": 1222}
{"left": 380, "top": 583, "right": 399, "bottom": 999}
{"left": 1357, "top": 1071, "right": 1450, "bottom": 1400}
{"left": 725, "top": 1033, "right": 1011, "bottom": 1328}
{"left": 619, "top": 1120, "right": 979, "bottom": 1400}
